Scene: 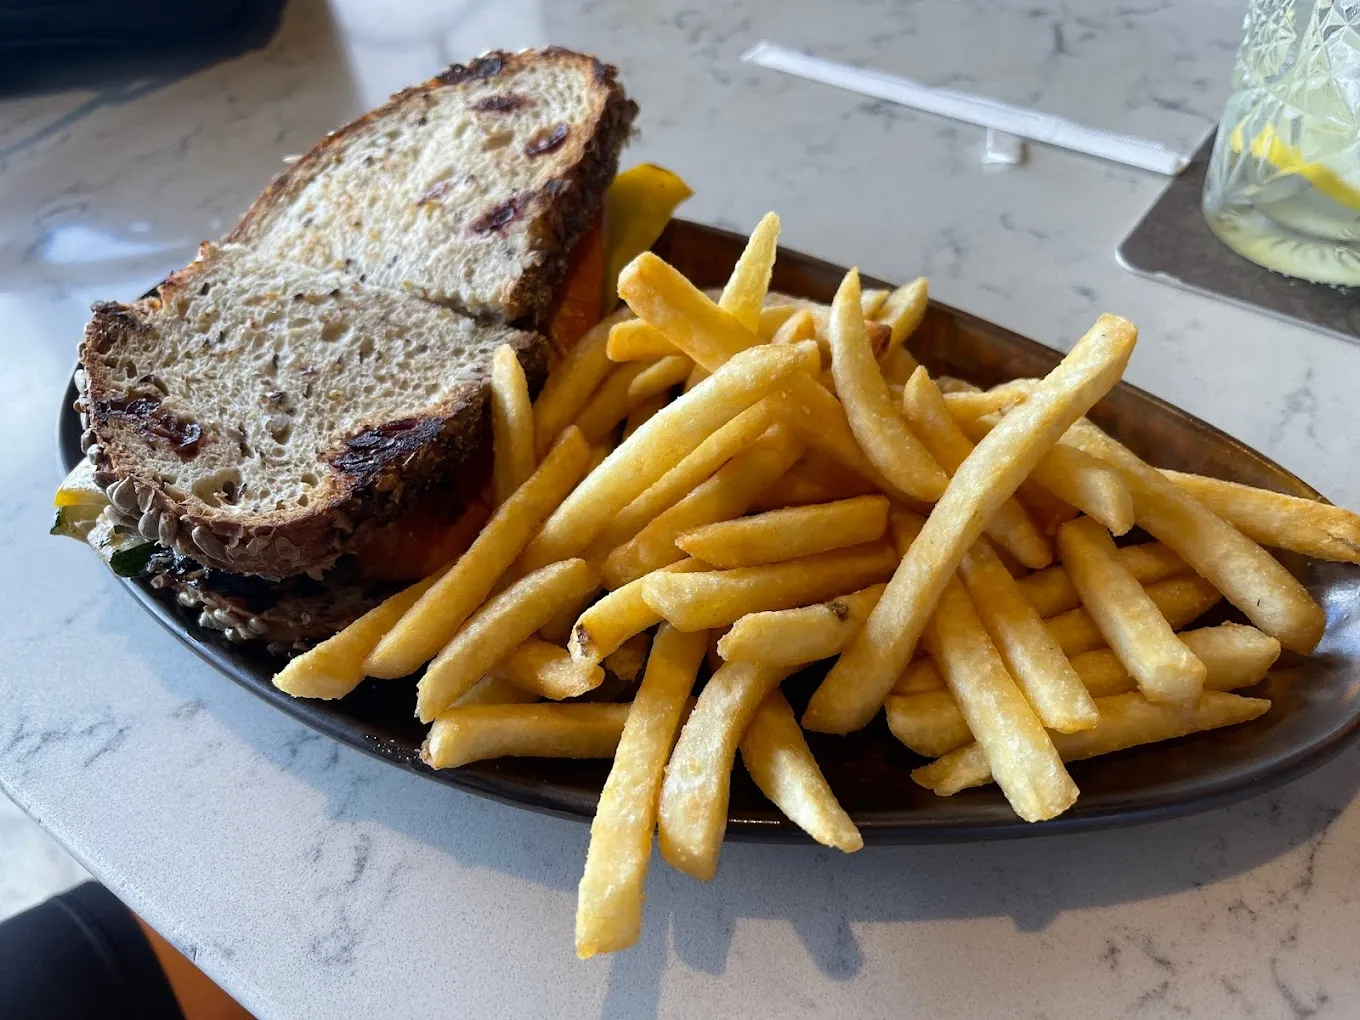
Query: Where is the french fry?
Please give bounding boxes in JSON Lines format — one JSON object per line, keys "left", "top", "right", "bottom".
{"left": 1045, "top": 575, "right": 1222, "bottom": 657}
{"left": 1160, "top": 470, "right": 1360, "bottom": 564}
{"left": 683, "top": 363, "right": 709, "bottom": 392}
{"left": 912, "top": 692, "right": 1271, "bottom": 797}
{"left": 959, "top": 538, "right": 1097, "bottom": 732}
{"left": 770, "top": 308, "right": 816, "bottom": 348}
{"left": 805, "top": 313, "right": 1137, "bottom": 734}
{"left": 422, "top": 702, "right": 630, "bottom": 769}
{"left": 901, "top": 367, "right": 1053, "bottom": 568}
{"left": 1057, "top": 516, "right": 1206, "bottom": 705}
{"left": 517, "top": 340, "right": 820, "bottom": 572}
{"left": 739, "top": 690, "right": 863, "bottom": 852}
{"left": 878, "top": 345, "right": 920, "bottom": 387}
{"left": 576, "top": 625, "right": 707, "bottom": 957}
{"left": 890, "top": 622, "right": 1278, "bottom": 699}
{"left": 569, "top": 559, "right": 708, "bottom": 664}
{"left": 716, "top": 583, "right": 885, "bottom": 666}
{"left": 533, "top": 307, "right": 633, "bottom": 456}
{"left": 758, "top": 303, "right": 799, "bottom": 339}
{"left": 574, "top": 361, "right": 652, "bottom": 443}
{"left": 658, "top": 660, "right": 794, "bottom": 879}
{"left": 454, "top": 674, "right": 539, "bottom": 708}
{"left": 859, "top": 287, "right": 889, "bottom": 318}
{"left": 1066, "top": 420, "right": 1325, "bottom": 654}
{"left": 607, "top": 318, "right": 679, "bottom": 361}
{"left": 600, "top": 424, "right": 803, "bottom": 588}
{"left": 874, "top": 277, "right": 927, "bottom": 354}
{"left": 719, "top": 212, "right": 780, "bottom": 330}
{"left": 491, "top": 637, "right": 604, "bottom": 700}
{"left": 619, "top": 253, "right": 911, "bottom": 499}
{"left": 676, "top": 495, "right": 890, "bottom": 569}
{"left": 826, "top": 270, "right": 948, "bottom": 502}
{"left": 957, "top": 412, "right": 1134, "bottom": 535}
{"left": 622, "top": 393, "right": 668, "bottom": 441}
{"left": 1015, "top": 480, "right": 1080, "bottom": 535}
{"left": 491, "top": 345, "right": 536, "bottom": 508}
{"left": 417, "top": 559, "right": 598, "bottom": 722}
{"left": 1017, "top": 542, "right": 1186, "bottom": 618}
{"left": 365, "top": 428, "right": 591, "bottom": 679}
{"left": 641, "top": 543, "right": 898, "bottom": 632}
{"left": 629, "top": 354, "right": 693, "bottom": 400}
{"left": 273, "top": 565, "right": 452, "bottom": 699}
{"left": 940, "top": 378, "right": 1038, "bottom": 419}
{"left": 603, "top": 632, "right": 652, "bottom": 683}
{"left": 603, "top": 163, "right": 693, "bottom": 311}
{"left": 595, "top": 401, "right": 773, "bottom": 551}
{"left": 885, "top": 691, "right": 973, "bottom": 756}
{"left": 746, "top": 454, "right": 879, "bottom": 511}
{"left": 921, "top": 579, "right": 1078, "bottom": 821}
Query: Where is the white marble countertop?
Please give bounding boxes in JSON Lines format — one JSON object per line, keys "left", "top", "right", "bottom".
{"left": 5, "top": 1, "right": 1360, "bottom": 1017}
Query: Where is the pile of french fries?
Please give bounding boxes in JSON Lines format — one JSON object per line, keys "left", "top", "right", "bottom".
{"left": 271, "top": 212, "right": 1360, "bottom": 958}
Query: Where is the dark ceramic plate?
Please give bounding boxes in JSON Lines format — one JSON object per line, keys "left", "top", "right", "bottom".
{"left": 59, "top": 220, "right": 1360, "bottom": 843}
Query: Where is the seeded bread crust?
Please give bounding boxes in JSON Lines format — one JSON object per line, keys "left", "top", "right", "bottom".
{"left": 227, "top": 47, "right": 638, "bottom": 327}
{"left": 78, "top": 244, "right": 545, "bottom": 579}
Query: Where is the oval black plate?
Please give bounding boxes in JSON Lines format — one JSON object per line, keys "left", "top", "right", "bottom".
{"left": 59, "top": 220, "right": 1360, "bottom": 843}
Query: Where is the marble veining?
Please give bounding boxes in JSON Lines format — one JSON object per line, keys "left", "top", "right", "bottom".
{"left": 3, "top": 1, "right": 1360, "bottom": 1018}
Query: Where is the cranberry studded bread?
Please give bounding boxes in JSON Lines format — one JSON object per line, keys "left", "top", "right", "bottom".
{"left": 227, "top": 48, "right": 638, "bottom": 325}
{"left": 77, "top": 243, "right": 541, "bottom": 579}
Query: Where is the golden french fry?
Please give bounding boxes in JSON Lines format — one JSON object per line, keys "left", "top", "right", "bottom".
{"left": 676, "top": 494, "right": 890, "bottom": 569}
{"left": 746, "top": 455, "right": 879, "bottom": 511}
{"left": 885, "top": 691, "right": 973, "bottom": 757}
{"left": 921, "top": 579, "right": 1077, "bottom": 821}
{"left": 1057, "top": 516, "right": 1206, "bottom": 704}
{"left": 959, "top": 538, "right": 1098, "bottom": 732}
{"left": 629, "top": 354, "right": 692, "bottom": 400}
{"left": 1066, "top": 420, "right": 1325, "bottom": 654}
{"left": 491, "top": 637, "right": 604, "bottom": 699}
{"left": 891, "top": 620, "right": 1277, "bottom": 702}
{"left": 770, "top": 308, "right": 816, "bottom": 348}
{"left": 273, "top": 566, "right": 452, "bottom": 700}
{"left": 423, "top": 702, "right": 630, "bottom": 769}
{"left": 607, "top": 318, "right": 679, "bottom": 361}
{"left": 366, "top": 428, "right": 591, "bottom": 679}
{"left": 641, "top": 543, "right": 898, "bottom": 632}
{"left": 912, "top": 692, "right": 1270, "bottom": 797}
{"left": 622, "top": 393, "right": 668, "bottom": 441}
{"left": 716, "top": 583, "right": 886, "bottom": 666}
{"left": 1160, "top": 470, "right": 1360, "bottom": 565}
{"left": 454, "top": 674, "right": 539, "bottom": 708}
{"left": 569, "top": 559, "right": 708, "bottom": 664}
{"left": 805, "top": 314, "right": 1137, "bottom": 734}
{"left": 517, "top": 340, "right": 820, "bottom": 572}
{"left": 683, "top": 363, "right": 709, "bottom": 392}
{"left": 901, "top": 367, "right": 1052, "bottom": 568}
{"left": 491, "top": 345, "right": 536, "bottom": 508}
{"left": 576, "top": 625, "right": 707, "bottom": 957}
{"left": 1015, "top": 479, "right": 1080, "bottom": 535}
{"left": 859, "top": 287, "right": 889, "bottom": 318}
{"left": 827, "top": 270, "right": 948, "bottom": 502}
{"left": 1045, "top": 575, "right": 1222, "bottom": 657}
{"left": 878, "top": 345, "right": 920, "bottom": 387}
{"left": 940, "top": 378, "right": 1038, "bottom": 419}
{"left": 618, "top": 254, "right": 909, "bottom": 499}
{"left": 603, "top": 632, "right": 652, "bottom": 683}
{"left": 957, "top": 412, "right": 1134, "bottom": 535}
{"left": 658, "top": 661, "right": 794, "bottom": 879}
{"left": 758, "top": 303, "right": 799, "bottom": 339}
{"left": 595, "top": 401, "right": 774, "bottom": 552}
{"left": 719, "top": 212, "right": 780, "bottom": 330}
{"left": 600, "top": 424, "right": 803, "bottom": 588}
{"left": 1017, "top": 542, "right": 1185, "bottom": 618}
{"left": 574, "top": 361, "right": 653, "bottom": 443}
{"left": 874, "top": 277, "right": 927, "bottom": 354}
{"left": 533, "top": 308, "right": 634, "bottom": 457}
{"left": 417, "top": 559, "right": 598, "bottom": 722}
{"left": 739, "top": 690, "right": 862, "bottom": 852}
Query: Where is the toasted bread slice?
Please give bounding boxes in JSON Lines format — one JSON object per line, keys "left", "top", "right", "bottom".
{"left": 227, "top": 48, "right": 637, "bottom": 325}
{"left": 78, "top": 243, "right": 542, "bottom": 578}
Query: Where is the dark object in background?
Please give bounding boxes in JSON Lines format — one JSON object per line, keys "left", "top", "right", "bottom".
{"left": 0, "top": 0, "right": 288, "bottom": 95}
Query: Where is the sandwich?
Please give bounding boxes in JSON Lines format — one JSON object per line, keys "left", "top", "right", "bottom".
{"left": 55, "top": 49, "right": 638, "bottom": 651}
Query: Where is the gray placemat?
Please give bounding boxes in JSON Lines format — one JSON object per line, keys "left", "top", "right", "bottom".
{"left": 1118, "top": 133, "right": 1360, "bottom": 346}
